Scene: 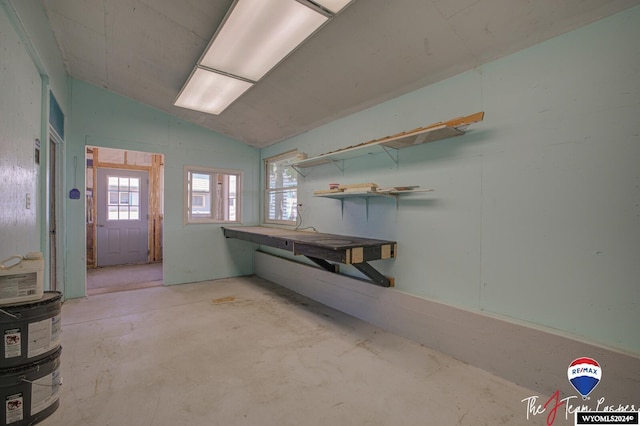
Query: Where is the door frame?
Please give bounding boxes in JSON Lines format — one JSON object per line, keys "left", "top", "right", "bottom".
{"left": 48, "top": 127, "right": 64, "bottom": 292}
{"left": 86, "top": 147, "right": 164, "bottom": 268}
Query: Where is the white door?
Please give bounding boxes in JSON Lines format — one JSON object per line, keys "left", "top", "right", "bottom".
{"left": 96, "top": 168, "right": 149, "bottom": 266}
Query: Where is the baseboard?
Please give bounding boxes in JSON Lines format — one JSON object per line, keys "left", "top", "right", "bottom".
{"left": 254, "top": 250, "right": 640, "bottom": 405}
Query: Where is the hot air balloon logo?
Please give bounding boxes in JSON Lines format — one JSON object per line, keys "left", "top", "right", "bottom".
{"left": 567, "top": 357, "right": 601, "bottom": 399}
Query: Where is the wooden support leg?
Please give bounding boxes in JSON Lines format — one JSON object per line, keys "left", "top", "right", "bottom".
{"left": 352, "top": 262, "right": 392, "bottom": 287}
{"left": 306, "top": 256, "right": 339, "bottom": 273}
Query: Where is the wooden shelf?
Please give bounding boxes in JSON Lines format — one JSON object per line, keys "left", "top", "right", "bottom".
{"left": 292, "top": 112, "right": 484, "bottom": 174}
{"left": 315, "top": 187, "right": 434, "bottom": 219}
{"left": 314, "top": 188, "right": 433, "bottom": 200}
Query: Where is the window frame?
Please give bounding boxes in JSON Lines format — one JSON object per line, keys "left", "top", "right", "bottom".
{"left": 106, "top": 175, "right": 142, "bottom": 221}
{"left": 184, "top": 165, "right": 243, "bottom": 225}
{"left": 264, "top": 150, "right": 299, "bottom": 226}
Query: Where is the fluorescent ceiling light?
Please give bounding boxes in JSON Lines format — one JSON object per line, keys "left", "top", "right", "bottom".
{"left": 174, "top": 68, "right": 253, "bottom": 115}
{"left": 175, "top": 0, "right": 355, "bottom": 115}
{"left": 313, "top": 0, "right": 353, "bottom": 14}
{"left": 200, "top": 0, "right": 329, "bottom": 82}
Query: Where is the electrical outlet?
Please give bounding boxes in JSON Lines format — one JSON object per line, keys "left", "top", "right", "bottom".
{"left": 26, "top": 193, "right": 31, "bottom": 209}
{"left": 297, "top": 203, "right": 303, "bottom": 212}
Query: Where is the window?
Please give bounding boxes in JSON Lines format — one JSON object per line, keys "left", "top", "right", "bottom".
{"left": 107, "top": 176, "right": 140, "bottom": 220}
{"left": 264, "top": 151, "right": 298, "bottom": 224}
{"left": 184, "top": 166, "right": 242, "bottom": 224}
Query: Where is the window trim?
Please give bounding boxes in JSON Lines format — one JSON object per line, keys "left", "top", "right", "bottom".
{"left": 106, "top": 175, "right": 142, "bottom": 221}
{"left": 184, "top": 165, "right": 243, "bottom": 225}
{"left": 264, "top": 150, "right": 299, "bottom": 226}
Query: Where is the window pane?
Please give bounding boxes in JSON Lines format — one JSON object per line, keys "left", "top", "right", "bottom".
{"left": 268, "top": 162, "right": 298, "bottom": 189}
{"left": 192, "top": 173, "right": 210, "bottom": 191}
{"left": 192, "top": 195, "right": 204, "bottom": 208}
{"left": 119, "top": 177, "right": 130, "bottom": 191}
{"left": 192, "top": 193, "right": 210, "bottom": 216}
{"left": 106, "top": 174, "right": 142, "bottom": 221}
{"left": 267, "top": 189, "right": 297, "bottom": 221}
{"left": 108, "top": 177, "right": 119, "bottom": 191}
{"left": 108, "top": 206, "right": 119, "bottom": 220}
{"left": 186, "top": 168, "right": 241, "bottom": 223}
{"left": 268, "top": 160, "right": 297, "bottom": 189}
{"left": 130, "top": 178, "right": 140, "bottom": 191}
{"left": 265, "top": 153, "right": 298, "bottom": 223}
{"left": 229, "top": 175, "right": 236, "bottom": 194}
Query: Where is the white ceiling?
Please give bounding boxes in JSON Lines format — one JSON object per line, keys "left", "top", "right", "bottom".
{"left": 42, "top": 0, "right": 640, "bottom": 148}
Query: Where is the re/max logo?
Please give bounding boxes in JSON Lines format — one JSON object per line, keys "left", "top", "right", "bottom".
{"left": 571, "top": 367, "right": 599, "bottom": 376}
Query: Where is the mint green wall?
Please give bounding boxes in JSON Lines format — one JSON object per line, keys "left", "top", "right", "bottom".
{"left": 65, "top": 79, "right": 259, "bottom": 298}
{"left": 7, "top": 0, "right": 69, "bottom": 108}
{"left": 3, "top": 0, "right": 259, "bottom": 300}
{"left": 4, "top": 0, "right": 639, "bottom": 354}
{"left": 0, "top": 5, "right": 42, "bottom": 260}
{"left": 262, "top": 6, "right": 640, "bottom": 355}
{"left": 1, "top": 0, "right": 70, "bottom": 292}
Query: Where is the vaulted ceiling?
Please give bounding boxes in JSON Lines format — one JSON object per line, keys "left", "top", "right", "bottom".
{"left": 42, "top": 0, "right": 640, "bottom": 148}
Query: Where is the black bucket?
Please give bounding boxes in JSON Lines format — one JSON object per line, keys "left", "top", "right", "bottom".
{"left": 0, "top": 292, "right": 62, "bottom": 369}
{"left": 0, "top": 346, "right": 61, "bottom": 425}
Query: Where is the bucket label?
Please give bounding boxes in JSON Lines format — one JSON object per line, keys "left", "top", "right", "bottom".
{"left": 5, "top": 393, "right": 24, "bottom": 424}
{"left": 3, "top": 329, "right": 21, "bottom": 358}
{"left": 31, "top": 369, "right": 61, "bottom": 416}
{"left": 0, "top": 272, "right": 38, "bottom": 298}
{"left": 27, "top": 314, "right": 62, "bottom": 359}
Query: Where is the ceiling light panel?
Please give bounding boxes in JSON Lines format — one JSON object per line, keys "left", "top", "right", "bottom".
{"left": 312, "top": 0, "right": 353, "bottom": 14}
{"left": 200, "top": 0, "right": 329, "bottom": 82}
{"left": 174, "top": 68, "right": 253, "bottom": 115}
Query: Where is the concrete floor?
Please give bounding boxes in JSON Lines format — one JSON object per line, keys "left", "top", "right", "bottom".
{"left": 43, "top": 276, "right": 540, "bottom": 426}
{"left": 86, "top": 263, "right": 163, "bottom": 295}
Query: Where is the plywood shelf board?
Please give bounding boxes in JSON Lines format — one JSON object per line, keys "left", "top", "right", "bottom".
{"left": 314, "top": 188, "right": 433, "bottom": 200}
{"left": 292, "top": 112, "right": 484, "bottom": 169}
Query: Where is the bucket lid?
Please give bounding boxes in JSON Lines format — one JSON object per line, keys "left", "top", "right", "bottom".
{"left": 0, "top": 291, "right": 62, "bottom": 314}
{"left": 0, "top": 346, "right": 62, "bottom": 378}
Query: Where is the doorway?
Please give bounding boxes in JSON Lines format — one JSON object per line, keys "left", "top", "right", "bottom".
{"left": 86, "top": 146, "right": 164, "bottom": 295}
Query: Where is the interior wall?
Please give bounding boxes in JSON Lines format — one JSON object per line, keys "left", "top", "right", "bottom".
{"left": 0, "top": 6, "right": 42, "bottom": 260}
{"left": 65, "top": 79, "right": 260, "bottom": 299}
{"left": 2, "top": 0, "right": 71, "bottom": 293}
{"left": 7, "top": 0, "right": 69, "bottom": 109}
{"left": 261, "top": 6, "right": 640, "bottom": 355}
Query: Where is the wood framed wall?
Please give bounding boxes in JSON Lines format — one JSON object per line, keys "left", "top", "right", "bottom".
{"left": 86, "top": 147, "right": 164, "bottom": 267}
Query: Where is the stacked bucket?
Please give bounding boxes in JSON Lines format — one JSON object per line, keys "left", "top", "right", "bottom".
{"left": 0, "top": 253, "right": 62, "bottom": 426}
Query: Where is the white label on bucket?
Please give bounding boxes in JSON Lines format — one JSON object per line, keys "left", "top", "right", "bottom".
{"left": 4, "top": 329, "right": 21, "bottom": 358}
{"left": 27, "top": 314, "right": 61, "bottom": 359}
{"left": 31, "top": 369, "right": 61, "bottom": 415}
{"left": 5, "top": 393, "right": 23, "bottom": 424}
{"left": 0, "top": 272, "right": 38, "bottom": 299}
{"left": 51, "top": 314, "right": 62, "bottom": 345}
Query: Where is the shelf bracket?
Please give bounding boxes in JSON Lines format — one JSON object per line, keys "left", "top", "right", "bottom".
{"left": 306, "top": 256, "right": 339, "bottom": 273}
{"left": 328, "top": 159, "right": 344, "bottom": 172}
{"left": 381, "top": 146, "right": 399, "bottom": 166}
{"left": 365, "top": 197, "right": 369, "bottom": 220}
{"left": 352, "top": 262, "right": 393, "bottom": 287}
{"left": 291, "top": 164, "right": 307, "bottom": 178}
